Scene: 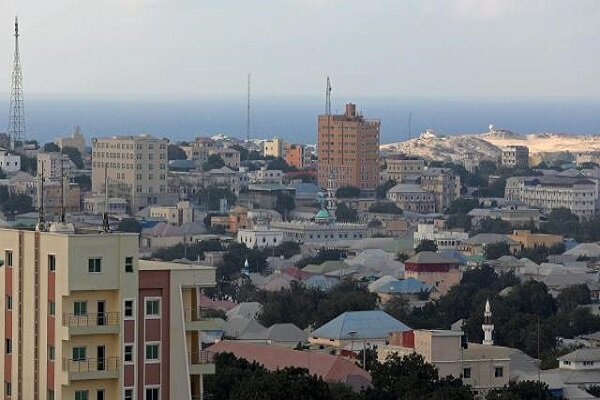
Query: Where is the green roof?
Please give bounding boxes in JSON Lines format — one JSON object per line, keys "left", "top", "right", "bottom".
{"left": 315, "top": 209, "right": 332, "bottom": 220}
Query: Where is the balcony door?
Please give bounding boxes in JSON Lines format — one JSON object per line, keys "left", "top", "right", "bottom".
{"left": 97, "top": 301, "right": 106, "bottom": 326}
{"left": 97, "top": 346, "right": 105, "bottom": 371}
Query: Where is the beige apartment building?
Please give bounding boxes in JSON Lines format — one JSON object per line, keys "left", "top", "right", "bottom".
{"left": 0, "top": 227, "right": 218, "bottom": 400}
{"left": 385, "top": 157, "right": 424, "bottom": 183}
{"left": 263, "top": 138, "right": 285, "bottom": 158}
{"left": 501, "top": 145, "right": 529, "bottom": 168}
{"left": 91, "top": 135, "right": 172, "bottom": 212}
{"left": 55, "top": 127, "right": 86, "bottom": 155}
{"left": 317, "top": 103, "right": 380, "bottom": 190}
{"left": 421, "top": 168, "right": 460, "bottom": 213}
{"left": 38, "top": 152, "right": 72, "bottom": 184}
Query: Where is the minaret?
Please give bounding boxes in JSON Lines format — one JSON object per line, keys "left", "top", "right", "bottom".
{"left": 8, "top": 16, "right": 25, "bottom": 150}
{"left": 482, "top": 299, "right": 494, "bottom": 345}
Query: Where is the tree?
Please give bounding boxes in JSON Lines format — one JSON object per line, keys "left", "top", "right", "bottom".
{"left": 0, "top": 186, "right": 8, "bottom": 203}
{"left": 43, "top": 142, "right": 60, "bottom": 152}
{"left": 476, "top": 217, "right": 512, "bottom": 234}
{"left": 3, "top": 194, "right": 34, "bottom": 215}
{"left": 20, "top": 154, "right": 37, "bottom": 174}
{"left": 448, "top": 199, "right": 479, "bottom": 214}
{"left": 557, "top": 284, "right": 591, "bottom": 313}
{"left": 543, "top": 208, "right": 580, "bottom": 236}
{"left": 396, "top": 252, "right": 409, "bottom": 262}
{"left": 275, "top": 192, "right": 295, "bottom": 220}
{"left": 415, "top": 239, "right": 438, "bottom": 253}
{"left": 73, "top": 175, "right": 92, "bottom": 191}
{"left": 486, "top": 380, "right": 553, "bottom": 400}
{"left": 368, "top": 202, "right": 403, "bottom": 215}
{"left": 168, "top": 144, "right": 187, "bottom": 160}
{"left": 335, "top": 186, "right": 361, "bottom": 198}
{"left": 267, "top": 157, "right": 294, "bottom": 171}
{"left": 202, "top": 154, "right": 225, "bottom": 171}
{"left": 335, "top": 203, "right": 358, "bottom": 223}
{"left": 116, "top": 218, "right": 141, "bottom": 233}
{"left": 198, "top": 186, "right": 237, "bottom": 211}
{"left": 376, "top": 180, "right": 396, "bottom": 199}
{"left": 62, "top": 146, "right": 84, "bottom": 169}
{"left": 151, "top": 240, "right": 223, "bottom": 262}
{"left": 273, "top": 241, "right": 301, "bottom": 259}
{"left": 446, "top": 213, "right": 472, "bottom": 231}
{"left": 483, "top": 242, "right": 511, "bottom": 260}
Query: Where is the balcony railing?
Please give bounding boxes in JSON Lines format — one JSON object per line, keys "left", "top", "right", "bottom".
{"left": 189, "top": 351, "right": 214, "bottom": 365}
{"left": 184, "top": 308, "right": 221, "bottom": 322}
{"left": 62, "top": 357, "right": 120, "bottom": 373}
{"left": 62, "top": 312, "right": 120, "bottom": 327}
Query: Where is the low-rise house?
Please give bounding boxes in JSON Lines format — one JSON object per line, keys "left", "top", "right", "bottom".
{"left": 83, "top": 195, "right": 128, "bottom": 215}
{"left": 468, "top": 206, "right": 541, "bottom": 228}
{"left": 460, "top": 233, "right": 520, "bottom": 257}
{"left": 0, "top": 149, "right": 20, "bottom": 172}
{"left": 368, "top": 276, "right": 431, "bottom": 303}
{"left": 414, "top": 223, "right": 469, "bottom": 250}
{"left": 565, "top": 243, "right": 600, "bottom": 259}
{"left": 248, "top": 167, "right": 284, "bottom": 184}
{"left": 210, "top": 147, "right": 240, "bottom": 170}
{"left": 509, "top": 230, "right": 563, "bottom": 249}
{"left": 148, "top": 200, "right": 195, "bottom": 226}
{"left": 237, "top": 225, "right": 284, "bottom": 248}
{"left": 209, "top": 341, "right": 371, "bottom": 390}
{"left": 309, "top": 310, "right": 410, "bottom": 348}
{"left": 404, "top": 252, "right": 461, "bottom": 297}
{"left": 387, "top": 183, "right": 435, "bottom": 213}
{"left": 236, "top": 323, "right": 308, "bottom": 347}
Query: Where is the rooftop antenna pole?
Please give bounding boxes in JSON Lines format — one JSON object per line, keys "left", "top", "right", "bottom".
{"left": 102, "top": 162, "right": 110, "bottom": 232}
{"left": 36, "top": 165, "right": 46, "bottom": 231}
{"left": 246, "top": 73, "right": 251, "bottom": 141}
{"left": 60, "top": 156, "right": 66, "bottom": 223}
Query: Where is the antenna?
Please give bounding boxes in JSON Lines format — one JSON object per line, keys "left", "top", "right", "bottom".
{"left": 8, "top": 16, "right": 25, "bottom": 150}
{"left": 60, "top": 156, "right": 66, "bottom": 223}
{"left": 408, "top": 111, "right": 412, "bottom": 140}
{"left": 102, "top": 162, "right": 110, "bottom": 232}
{"left": 36, "top": 165, "right": 46, "bottom": 231}
{"left": 246, "top": 73, "right": 251, "bottom": 141}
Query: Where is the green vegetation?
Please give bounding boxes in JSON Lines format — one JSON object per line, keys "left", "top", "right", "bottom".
{"left": 335, "top": 186, "right": 361, "bottom": 198}
{"left": 375, "top": 179, "right": 396, "bottom": 199}
{"left": 415, "top": 239, "right": 438, "bottom": 253}
{"left": 43, "top": 142, "right": 60, "bottom": 152}
{"left": 73, "top": 175, "right": 91, "bottom": 191}
{"left": 275, "top": 192, "right": 295, "bottom": 220}
{"left": 62, "top": 146, "right": 84, "bottom": 169}
{"left": 368, "top": 201, "right": 403, "bottom": 215}
{"left": 167, "top": 144, "right": 187, "bottom": 160}
{"left": 2, "top": 194, "right": 34, "bottom": 216}
{"left": 335, "top": 203, "right": 358, "bottom": 223}
{"left": 296, "top": 248, "right": 346, "bottom": 269}
{"left": 197, "top": 186, "right": 237, "bottom": 211}
{"left": 267, "top": 157, "right": 295, "bottom": 171}
{"left": 202, "top": 154, "right": 226, "bottom": 171}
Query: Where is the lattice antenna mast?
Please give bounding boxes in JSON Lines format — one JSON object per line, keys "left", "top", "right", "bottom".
{"left": 246, "top": 73, "right": 251, "bottom": 141}
{"left": 102, "top": 163, "right": 110, "bottom": 232}
{"left": 8, "top": 17, "right": 25, "bottom": 150}
{"left": 60, "top": 157, "right": 66, "bottom": 223}
{"left": 326, "top": 77, "right": 333, "bottom": 186}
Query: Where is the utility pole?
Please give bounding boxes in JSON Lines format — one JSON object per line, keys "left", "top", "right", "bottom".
{"left": 8, "top": 16, "right": 25, "bottom": 150}
{"left": 408, "top": 111, "right": 412, "bottom": 140}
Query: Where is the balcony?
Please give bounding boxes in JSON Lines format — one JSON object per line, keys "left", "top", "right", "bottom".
{"left": 62, "top": 357, "right": 120, "bottom": 381}
{"left": 184, "top": 309, "right": 226, "bottom": 332}
{"left": 62, "top": 312, "right": 120, "bottom": 335}
{"left": 188, "top": 351, "right": 215, "bottom": 375}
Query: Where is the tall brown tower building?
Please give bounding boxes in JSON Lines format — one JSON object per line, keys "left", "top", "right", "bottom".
{"left": 318, "top": 103, "right": 380, "bottom": 190}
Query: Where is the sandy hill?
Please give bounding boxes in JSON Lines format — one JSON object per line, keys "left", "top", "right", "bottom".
{"left": 381, "top": 128, "right": 600, "bottom": 162}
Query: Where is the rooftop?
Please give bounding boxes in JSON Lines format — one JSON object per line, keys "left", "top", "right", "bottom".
{"left": 311, "top": 310, "right": 410, "bottom": 340}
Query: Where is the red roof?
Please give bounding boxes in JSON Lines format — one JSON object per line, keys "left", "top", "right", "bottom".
{"left": 281, "top": 266, "right": 311, "bottom": 281}
{"left": 209, "top": 341, "right": 371, "bottom": 390}
{"left": 198, "top": 294, "right": 236, "bottom": 311}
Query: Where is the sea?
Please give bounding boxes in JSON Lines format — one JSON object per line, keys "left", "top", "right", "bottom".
{"left": 1, "top": 96, "right": 600, "bottom": 145}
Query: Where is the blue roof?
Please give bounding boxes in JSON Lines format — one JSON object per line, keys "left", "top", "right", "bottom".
{"left": 289, "top": 182, "right": 319, "bottom": 194}
{"left": 375, "top": 278, "right": 431, "bottom": 295}
{"left": 304, "top": 274, "right": 338, "bottom": 291}
{"left": 437, "top": 249, "right": 467, "bottom": 265}
{"left": 311, "top": 310, "right": 410, "bottom": 340}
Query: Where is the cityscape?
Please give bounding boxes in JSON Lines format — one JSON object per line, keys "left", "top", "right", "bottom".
{"left": 3, "top": 3, "right": 600, "bottom": 400}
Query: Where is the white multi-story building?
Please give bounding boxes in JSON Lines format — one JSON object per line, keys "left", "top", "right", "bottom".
{"left": 37, "top": 152, "right": 72, "bottom": 183}
{"left": 517, "top": 177, "right": 597, "bottom": 219}
{"left": 248, "top": 167, "right": 284, "bottom": 185}
{"left": 237, "top": 226, "right": 284, "bottom": 248}
{"left": 387, "top": 184, "right": 436, "bottom": 213}
{"left": 413, "top": 224, "right": 469, "bottom": 250}
{"left": 0, "top": 150, "right": 20, "bottom": 173}
{"left": 385, "top": 157, "right": 425, "bottom": 183}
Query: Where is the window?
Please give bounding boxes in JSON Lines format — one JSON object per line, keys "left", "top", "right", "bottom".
{"left": 145, "top": 299, "right": 160, "bottom": 317}
{"left": 48, "top": 389, "right": 55, "bottom": 400}
{"left": 75, "top": 390, "right": 89, "bottom": 400}
{"left": 6, "top": 296, "right": 12, "bottom": 310}
{"left": 5, "top": 338, "right": 11, "bottom": 354}
{"left": 145, "top": 387, "right": 159, "bottom": 400}
{"left": 97, "top": 389, "right": 105, "bottom": 400}
{"left": 124, "top": 389, "right": 134, "bottom": 400}
{"left": 88, "top": 258, "right": 102, "bottom": 273}
{"left": 5, "top": 381, "right": 11, "bottom": 397}
{"left": 124, "top": 345, "right": 134, "bottom": 363}
{"left": 494, "top": 367, "right": 504, "bottom": 378}
{"left": 5, "top": 251, "right": 12, "bottom": 267}
{"left": 74, "top": 301, "right": 87, "bottom": 316}
{"left": 48, "top": 301, "right": 55, "bottom": 316}
{"left": 124, "top": 300, "right": 134, "bottom": 318}
{"left": 463, "top": 368, "right": 471, "bottom": 379}
{"left": 125, "top": 257, "right": 133, "bottom": 273}
{"left": 48, "top": 254, "right": 56, "bottom": 272}
{"left": 145, "top": 343, "right": 159, "bottom": 362}
{"left": 73, "top": 347, "right": 86, "bottom": 361}
{"left": 48, "top": 345, "right": 55, "bottom": 361}
{"left": 584, "top": 361, "right": 595, "bottom": 366}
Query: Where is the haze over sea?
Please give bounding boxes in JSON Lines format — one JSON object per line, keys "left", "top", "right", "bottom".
{"left": 1, "top": 96, "right": 600, "bottom": 145}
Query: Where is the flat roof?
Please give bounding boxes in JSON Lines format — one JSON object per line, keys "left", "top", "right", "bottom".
{"left": 139, "top": 259, "right": 216, "bottom": 271}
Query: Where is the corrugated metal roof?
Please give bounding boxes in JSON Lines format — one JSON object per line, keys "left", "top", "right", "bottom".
{"left": 311, "top": 310, "right": 410, "bottom": 340}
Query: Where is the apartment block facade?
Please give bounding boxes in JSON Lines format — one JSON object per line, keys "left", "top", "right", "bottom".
{"left": 421, "top": 168, "right": 460, "bottom": 213}
{"left": 0, "top": 228, "right": 216, "bottom": 400}
{"left": 38, "top": 152, "right": 72, "bottom": 184}
{"left": 317, "top": 103, "right": 380, "bottom": 190}
{"left": 501, "top": 145, "right": 529, "bottom": 168}
{"left": 385, "top": 157, "right": 424, "bottom": 183}
{"left": 91, "top": 135, "right": 172, "bottom": 212}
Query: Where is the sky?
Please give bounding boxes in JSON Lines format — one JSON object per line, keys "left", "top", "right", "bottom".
{"left": 0, "top": 0, "right": 599, "bottom": 99}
